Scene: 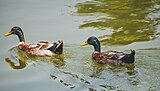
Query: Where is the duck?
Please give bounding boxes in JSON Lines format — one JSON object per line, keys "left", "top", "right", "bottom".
{"left": 4, "top": 26, "right": 63, "bottom": 56}
{"left": 80, "top": 36, "right": 135, "bottom": 65}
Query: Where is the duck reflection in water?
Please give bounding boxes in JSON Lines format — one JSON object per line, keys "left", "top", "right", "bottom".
{"left": 5, "top": 47, "right": 65, "bottom": 70}
{"left": 90, "top": 60, "right": 135, "bottom": 78}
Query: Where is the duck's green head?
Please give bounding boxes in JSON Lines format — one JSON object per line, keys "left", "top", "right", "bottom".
{"left": 5, "top": 26, "right": 23, "bottom": 36}
{"left": 80, "top": 36, "right": 101, "bottom": 52}
{"left": 4, "top": 26, "right": 25, "bottom": 42}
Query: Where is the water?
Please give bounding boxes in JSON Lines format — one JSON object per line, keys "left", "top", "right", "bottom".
{"left": 0, "top": 0, "right": 160, "bottom": 91}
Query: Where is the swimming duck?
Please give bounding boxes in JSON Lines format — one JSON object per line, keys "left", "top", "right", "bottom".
{"left": 5, "top": 26, "right": 63, "bottom": 56}
{"left": 80, "top": 36, "right": 135, "bottom": 65}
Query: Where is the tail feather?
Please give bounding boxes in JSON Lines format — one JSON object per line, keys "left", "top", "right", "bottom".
{"left": 47, "top": 41, "right": 63, "bottom": 54}
{"left": 121, "top": 50, "right": 135, "bottom": 63}
{"left": 54, "top": 41, "right": 63, "bottom": 54}
{"left": 131, "top": 50, "right": 135, "bottom": 56}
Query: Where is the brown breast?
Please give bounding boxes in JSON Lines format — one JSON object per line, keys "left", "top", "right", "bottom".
{"left": 18, "top": 43, "right": 29, "bottom": 51}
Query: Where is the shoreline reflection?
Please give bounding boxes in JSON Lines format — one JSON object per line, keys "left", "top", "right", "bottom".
{"left": 75, "top": 0, "right": 160, "bottom": 45}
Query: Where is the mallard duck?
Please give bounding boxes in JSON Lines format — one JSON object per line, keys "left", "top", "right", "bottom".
{"left": 4, "top": 26, "right": 63, "bottom": 56}
{"left": 80, "top": 36, "right": 135, "bottom": 65}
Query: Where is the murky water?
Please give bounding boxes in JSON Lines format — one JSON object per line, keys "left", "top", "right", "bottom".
{"left": 0, "top": 0, "right": 160, "bottom": 91}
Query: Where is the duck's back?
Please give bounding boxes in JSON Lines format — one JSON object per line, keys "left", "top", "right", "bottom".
{"left": 18, "top": 41, "right": 62, "bottom": 56}
{"left": 92, "top": 51, "right": 127, "bottom": 65}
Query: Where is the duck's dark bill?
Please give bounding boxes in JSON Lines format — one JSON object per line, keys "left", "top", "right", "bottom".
{"left": 4, "top": 31, "right": 12, "bottom": 36}
{"left": 80, "top": 41, "right": 88, "bottom": 46}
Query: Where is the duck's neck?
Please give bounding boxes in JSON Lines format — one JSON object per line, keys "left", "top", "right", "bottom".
{"left": 17, "top": 32, "right": 25, "bottom": 43}
{"left": 93, "top": 41, "right": 101, "bottom": 52}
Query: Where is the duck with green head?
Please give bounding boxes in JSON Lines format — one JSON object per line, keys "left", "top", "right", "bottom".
{"left": 80, "top": 36, "right": 135, "bottom": 65}
{"left": 4, "top": 26, "right": 63, "bottom": 56}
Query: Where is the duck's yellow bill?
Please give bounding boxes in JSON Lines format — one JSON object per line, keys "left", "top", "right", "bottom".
{"left": 80, "top": 41, "right": 88, "bottom": 46}
{"left": 4, "top": 31, "right": 12, "bottom": 36}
